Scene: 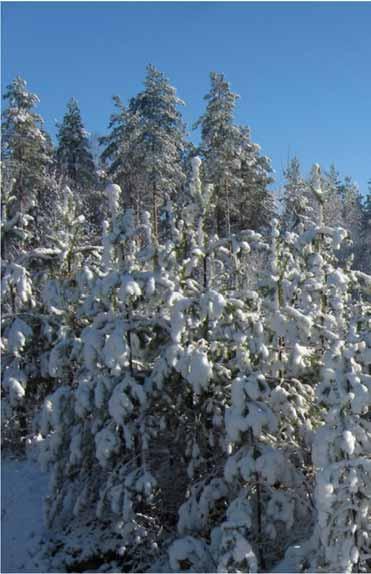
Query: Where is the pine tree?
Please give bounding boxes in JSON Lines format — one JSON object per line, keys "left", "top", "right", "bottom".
{"left": 130, "top": 65, "right": 187, "bottom": 235}
{"left": 99, "top": 95, "right": 142, "bottom": 218}
{"left": 99, "top": 95, "right": 128, "bottom": 189}
{"left": 363, "top": 180, "right": 371, "bottom": 222}
{"left": 101, "top": 66, "right": 187, "bottom": 237}
{"left": 56, "top": 98, "right": 96, "bottom": 191}
{"left": 237, "top": 126, "right": 274, "bottom": 232}
{"left": 196, "top": 72, "right": 273, "bottom": 236}
{"left": 1, "top": 77, "right": 53, "bottom": 224}
{"left": 312, "top": 276, "right": 371, "bottom": 573}
{"left": 195, "top": 72, "right": 242, "bottom": 236}
{"left": 321, "top": 164, "right": 344, "bottom": 228}
{"left": 36, "top": 181, "right": 176, "bottom": 570}
{"left": 359, "top": 183, "right": 371, "bottom": 272}
{"left": 1, "top": 181, "right": 36, "bottom": 449}
{"left": 339, "top": 176, "right": 364, "bottom": 266}
{"left": 281, "top": 157, "right": 312, "bottom": 230}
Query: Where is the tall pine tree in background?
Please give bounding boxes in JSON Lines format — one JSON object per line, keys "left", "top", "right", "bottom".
{"left": 237, "top": 125, "right": 274, "bottom": 231}
{"left": 363, "top": 180, "right": 371, "bottom": 231}
{"left": 306, "top": 163, "right": 366, "bottom": 268}
{"left": 281, "top": 157, "right": 313, "bottom": 230}
{"left": 56, "top": 98, "right": 96, "bottom": 192}
{"left": 361, "top": 182, "right": 371, "bottom": 271}
{"left": 339, "top": 176, "right": 364, "bottom": 244}
{"left": 1, "top": 77, "right": 53, "bottom": 226}
{"left": 99, "top": 95, "right": 143, "bottom": 218}
{"left": 99, "top": 95, "right": 128, "bottom": 190}
{"left": 196, "top": 72, "right": 273, "bottom": 236}
{"left": 195, "top": 72, "right": 242, "bottom": 236}
{"left": 322, "top": 164, "right": 344, "bottom": 227}
{"left": 101, "top": 65, "right": 187, "bottom": 236}
{"left": 129, "top": 64, "right": 187, "bottom": 238}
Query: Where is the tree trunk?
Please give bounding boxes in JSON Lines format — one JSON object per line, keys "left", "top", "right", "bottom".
{"left": 152, "top": 183, "right": 158, "bottom": 240}
{"left": 225, "top": 179, "right": 231, "bottom": 237}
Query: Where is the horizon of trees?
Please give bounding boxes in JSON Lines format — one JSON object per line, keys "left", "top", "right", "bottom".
{"left": 1, "top": 68, "right": 370, "bottom": 266}
{"left": 2, "top": 69, "right": 370, "bottom": 193}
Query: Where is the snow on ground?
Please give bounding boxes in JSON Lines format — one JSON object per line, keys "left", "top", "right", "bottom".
{"left": 1, "top": 457, "right": 49, "bottom": 573}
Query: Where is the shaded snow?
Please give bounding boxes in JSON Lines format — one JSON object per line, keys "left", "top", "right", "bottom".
{"left": 1, "top": 458, "right": 49, "bottom": 573}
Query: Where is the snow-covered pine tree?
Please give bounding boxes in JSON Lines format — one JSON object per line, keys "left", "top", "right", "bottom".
{"left": 37, "top": 179, "right": 187, "bottom": 570}
{"left": 212, "top": 217, "right": 321, "bottom": 573}
{"left": 281, "top": 156, "right": 312, "bottom": 231}
{"left": 1, "top": 180, "right": 36, "bottom": 449}
{"left": 1, "top": 166, "right": 58, "bottom": 452}
{"left": 359, "top": 184, "right": 371, "bottom": 272}
{"left": 338, "top": 175, "right": 364, "bottom": 268}
{"left": 100, "top": 95, "right": 129, "bottom": 192}
{"left": 237, "top": 126, "right": 274, "bottom": 232}
{"left": 312, "top": 264, "right": 371, "bottom": 573}
{"left": 166, "top": 158, "right": 267, "bottom": 572}
{"left": 196, "top": 72, "right": 273, "bottom": 236}
{"left": 165, "top": 169, "right": 302, "bottom": 573}
{"left": 195, "top": 72, "right": 242, "bottom": 237}
{"left": 167, "top": 167, "right": 369, "bottom": 573}
{"left": 321, "top": 164, "right": 344, "bottom": 228}
{"left": 99, "top": 95, "right": 146, "bottom": 223}
{"left": 55, "top": 98, "right": 102, "bottom": 234}
{"left": 1, "top": 178, "right": 98, "bottom": 454}
{"left": 56, "top": 98, "right": 96, "bottom": 191}
{"left": 270, "top": 170, "right": 371, "bottom": 574}
{"left": 134, "top": 64, "right": 187, "bottom": 238}
{"left": 1, "top": 76, "right": 53, "bottom": 243}
{"left": 102, "top": 65, "right": 187, "bottom": 237}
{"left": 307, "top": 163, "right": 350, "bottom": 232}
{"left": 307, "top": 164, "right": 365, "bottom": 270}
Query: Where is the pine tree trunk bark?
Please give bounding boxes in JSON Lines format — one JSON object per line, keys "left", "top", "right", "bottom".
{"left": 152, "top": 183, "right": 158, "bottom": 240}
{"left": 225, "top": 179, "right": 231, "bottom": 237}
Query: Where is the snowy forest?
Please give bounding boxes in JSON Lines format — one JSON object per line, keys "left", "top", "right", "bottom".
{"left": 1, "top": 66, "right": 371, "bottom": 573}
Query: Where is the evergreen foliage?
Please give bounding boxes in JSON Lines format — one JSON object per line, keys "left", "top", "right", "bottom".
{"left": 100, "top": 65, "right": 187, "bottom": 235}
{"left": 1, "top": 71, "right": 370, "bottom": 574}
{"left": 56, "top": 98, "right": 96, "bottom": 191}
{"left": 196, "top": 72, "right": 274, "bottom": 235}
{"left": 1, "top": 77, "right": 54, "bottom": 240}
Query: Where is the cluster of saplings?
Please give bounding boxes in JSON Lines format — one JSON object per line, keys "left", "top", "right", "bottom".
{"left": 1, "top": 67, "right": 371, "bottom": 573}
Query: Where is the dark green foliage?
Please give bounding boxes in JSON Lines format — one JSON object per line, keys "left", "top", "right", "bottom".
{"left": 56, "top": 98, "right": 96, "bottom": 191}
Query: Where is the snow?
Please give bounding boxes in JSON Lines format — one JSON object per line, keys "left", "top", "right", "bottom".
{"left": 311, "top": 163, "right": 325, "bottom": 204}
{"left": 6, "top": 376, "right": 26, "bottom": 404}
{"left": 103, "top": 324, "right": 128, "bottom": 372}
{"left": 108, "top": 375, "right": 146, "bottom": 428}
{"left": 6, "top": 264, "right": 33, "bottom": 305}
{"left": 200, "top": 289, "right": 226, "bottom": 321}
{"left": 118, "top": 274, "right": 142, "bottom": 303}
{"left": 168, "top": 536, "right": 210, "bottom": 572}
{"left": 95, "top": 425, "right": 120, "bottom": 467}
{"left": 7, "top": 318, "right": 33, "bottom": 355}
{"left": 187, "top": 347, "right": 212, "bottom": 394}
{"left": 169, "top": 294, "right": 192, "bottom": 343}
{"left": 1, "top": 458, "right": 49, "bottom": 573}
{"left": 342, "top": 430, "right": 356, "bottom": 455}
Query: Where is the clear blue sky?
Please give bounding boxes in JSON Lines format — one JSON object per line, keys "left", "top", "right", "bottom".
{"left": 2, "top": 2, "right": 371, "bottom": 194}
